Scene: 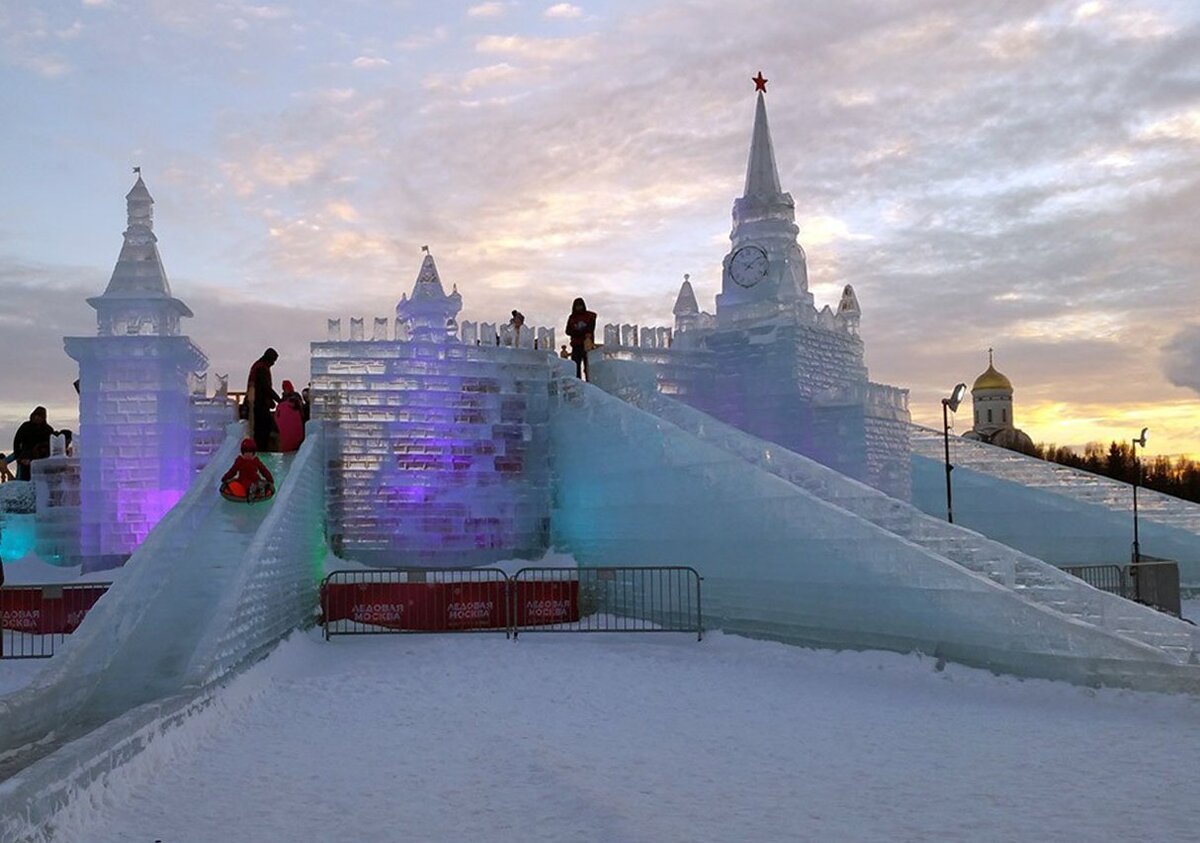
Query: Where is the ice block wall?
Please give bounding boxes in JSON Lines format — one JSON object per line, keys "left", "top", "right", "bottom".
{"left": 32, "top": 456, "right": 81, "bottom": 566}
{"left": 311, "top": 339, "right": 554, "bottom": 566}
{"left": 65, "top": 335, "right": 207, "bottom": 571}
{"left": 597, "top": 320, "right": 911, "bottom": 500}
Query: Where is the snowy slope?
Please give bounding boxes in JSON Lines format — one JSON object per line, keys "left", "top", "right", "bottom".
{"left": 29, "top": 629, "right": 1200, "bottom": 843}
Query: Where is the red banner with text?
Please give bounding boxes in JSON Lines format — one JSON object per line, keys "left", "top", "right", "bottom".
{"left": 0, "top": 585, "right": 110, "bottom": 635}
{"left": 321, "top": 578, "right": 580, "bottom": 631}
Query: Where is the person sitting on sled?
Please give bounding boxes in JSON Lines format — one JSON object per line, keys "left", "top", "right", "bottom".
{"left": 221, "top": 438, "right": 275, "bottom": 502}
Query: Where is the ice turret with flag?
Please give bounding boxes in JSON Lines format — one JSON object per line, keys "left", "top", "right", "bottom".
{"left": 395, "top": 248, "right": 463, "bottom": 342}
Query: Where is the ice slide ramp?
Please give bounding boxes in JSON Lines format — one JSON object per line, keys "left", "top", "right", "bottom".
{"left": 555, "top": 362, "right": 1200, "bottom": 692}
{"left": 0, "top": 423, "right": 327, "bottom": 776}
{"left": 909, "top": 426, "right": 1200, "bottom": 586}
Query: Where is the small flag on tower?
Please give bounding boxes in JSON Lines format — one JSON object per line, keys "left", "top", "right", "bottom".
{"left": 133, "top": 166, "right": 141, "bottom": 174}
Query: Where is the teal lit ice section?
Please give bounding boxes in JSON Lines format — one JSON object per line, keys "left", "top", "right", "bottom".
{"left": 548, "top": 368, "right": 1200, "bottom": 693}
{"left": 0, "top": 512, "right": 36, "bottom": 562}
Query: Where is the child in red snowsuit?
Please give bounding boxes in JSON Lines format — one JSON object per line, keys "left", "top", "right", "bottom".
{"left": 221, "top": 438, "right": 275, "bottom": 501}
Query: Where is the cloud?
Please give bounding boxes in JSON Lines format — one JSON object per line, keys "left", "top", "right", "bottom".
{"left": 396, "top": 26, "right": 448, "bottom": 50}
{"left": 474, "top": 33, "right": 596, "bottom": 62}
{"left": 1163, "top": 325, "right": 1200, "bottom": 396}
{"left": 467, "top": 2, "right": 507, "bottom": 18}
{"left": 544, "top": 4, "right": 584, "bottom": 20}
{"left": 351, "top": 55, "right": 391, "bottom": 69}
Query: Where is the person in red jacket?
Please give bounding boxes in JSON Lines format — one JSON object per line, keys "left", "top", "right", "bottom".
{"left": 274, "top": 380, "right": 305, "bottom": 452}
{"left": 564, "top": 297, "right": 597, "bottom": 381}
{"left": 221, "top": 438, "right": 275, "bottom": 502}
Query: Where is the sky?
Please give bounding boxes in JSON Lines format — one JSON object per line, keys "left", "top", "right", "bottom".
{"left": 1, "top": 0, "right": 1198, "bottom": 457}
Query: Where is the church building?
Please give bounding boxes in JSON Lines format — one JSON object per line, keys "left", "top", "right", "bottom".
{"left": 962, "top": 350, "right": 1034, "bottom": 453}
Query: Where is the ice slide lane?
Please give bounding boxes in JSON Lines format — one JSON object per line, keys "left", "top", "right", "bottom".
{"left": 566, "top": 362, "right": 1200, "bottom": 691}
{"left": 0, "top": 430, "right": 295, "bottom": 779}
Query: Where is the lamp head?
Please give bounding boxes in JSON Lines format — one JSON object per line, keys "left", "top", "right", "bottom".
{"left": 945, "top": 382, "right": 968, "bottom": 413}
{"left": 1134, "top": 427, "right": 1149, "bottom": 448}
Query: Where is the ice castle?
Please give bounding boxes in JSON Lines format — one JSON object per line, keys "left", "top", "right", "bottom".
{"left": 4, "top": 81, "right": 1200, "bottom": 790}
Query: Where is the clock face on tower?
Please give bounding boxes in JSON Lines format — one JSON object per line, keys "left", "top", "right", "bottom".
{"left": 730, "top": 245, "right": 769, "bottom": 288}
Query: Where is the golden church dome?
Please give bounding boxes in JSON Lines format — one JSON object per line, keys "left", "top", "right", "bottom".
{"left": 972, "top": 363, "right": 1012, "bottom": 392}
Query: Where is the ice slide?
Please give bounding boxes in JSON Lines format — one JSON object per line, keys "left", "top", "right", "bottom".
{"left": 556, "top": 361, "right": 1200, "bottom": 692}
{"left": 909, "top": 426, "right": 1200, "bottom": 586}
{"left": 0, "top": 424, "right": 327, "bottom": 779}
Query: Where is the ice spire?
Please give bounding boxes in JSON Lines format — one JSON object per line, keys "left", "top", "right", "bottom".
{"left": 743, "top": 90, "right": 783, "bottom": 199}
{"left": 673, "top": 273, "right": 699, "bottom": 316}
{"left": 396, "top": 247, "right": 463, "bottom": 341}
{"left": 88, "top": 171, "right": 192, "bottom": 335}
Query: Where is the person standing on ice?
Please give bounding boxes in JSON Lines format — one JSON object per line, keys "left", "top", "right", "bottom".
{"left": 564, "top": 297, "right": 597, "bottom": 381}
{"left": 246, "top": 348, "right": 281, "bottom": 451}
{"left": 275, "top": 380, "right": 305, "bottom": 453}
{"left": 508, "top": 309, "right": 525, "bottom": 347}
{"left": 221, "top": 438, "right": 275, "bottom": 501}
{"left": 10, "top": 406, "right": 66, "bottom": 482}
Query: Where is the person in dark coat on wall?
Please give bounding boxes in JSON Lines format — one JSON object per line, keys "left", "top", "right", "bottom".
{"left": 564, "top": 297, "right": 597, "bottom": 381}
{"left": 11, "top": 406, "right": 66, "bottom": 482}
{"left": 247, "top": 348, "right": 281, "bottom": 451}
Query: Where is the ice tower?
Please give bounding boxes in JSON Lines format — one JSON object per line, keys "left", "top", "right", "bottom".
{"left": 313, "top": 250, "right": 552, "bottom": 566}
{"left": 65, "top": 174, "right": 207, "bottom": 571}
{"left": 602, "top": 77, "right": 912, "bottom": 497}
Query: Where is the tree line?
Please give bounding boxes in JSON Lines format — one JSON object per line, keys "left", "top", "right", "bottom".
{"left": 1025, "top": 440, "right": 1200, "bottom": 503}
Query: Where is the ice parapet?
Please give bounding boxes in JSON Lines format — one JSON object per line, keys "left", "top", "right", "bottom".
{"left": 548, "top": 368, "right": 1200, "bottom": 693}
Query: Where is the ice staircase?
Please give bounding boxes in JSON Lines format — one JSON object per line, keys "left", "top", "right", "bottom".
{"left": 563, "top": 359, "right": 1200, "bottom": 691}
{"left": 0, "top": 424, "right": 327, "bottom": 779}
{"left": 911, "top": 425, "right": 1200, "bottom": 531}
{"left": 909, "top": 425, "right": 1200, "bottom": 584}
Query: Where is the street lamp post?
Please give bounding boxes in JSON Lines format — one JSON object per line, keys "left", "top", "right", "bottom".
{"left": 941, "top": 383, "right": 968, "bottom": 524}
{"left": 1131, "top": 427, "right": 1148, "bottom": 565}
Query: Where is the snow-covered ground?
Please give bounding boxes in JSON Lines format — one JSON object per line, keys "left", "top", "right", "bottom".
{"left": 32, "top": 626, "right": 1200, "bottom": 843}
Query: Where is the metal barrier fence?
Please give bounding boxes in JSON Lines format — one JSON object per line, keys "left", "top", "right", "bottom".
{"left": 0, "top": 582, "right": 112, "bottom": 659}
{"left": 1061, "top": 562, "right": 1182, "bottom": 617}
{"left": 320, "top": 566, "right": 703, "bottom": 641}
{"left": 1062, "top": 564, "right": 1127, "bottom": 597}
{"left": 511, "top": 567, "right": 703, "bottom": 640}
{"left": 321, "top": 568, "right": 511, "bottom": 639}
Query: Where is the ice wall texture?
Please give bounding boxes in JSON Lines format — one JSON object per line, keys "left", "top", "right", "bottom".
{"left": 548, "top": 371, "right": 1200, "bottom": 693}
{"left": 910, "top": 427, "right": 1200, "bottom": 586}
{"left": 597, "top": 323, "right": 912, "bottom": 500}
{"left": 0, "top": 424, "right": 323, "bottom": 770}
{"left": 311, "top": 340, "right": 552, "bottom": 566}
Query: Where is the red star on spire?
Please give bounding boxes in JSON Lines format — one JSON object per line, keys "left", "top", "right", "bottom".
{"left": 752, "top": 71, "right": 767, "bottom": 92}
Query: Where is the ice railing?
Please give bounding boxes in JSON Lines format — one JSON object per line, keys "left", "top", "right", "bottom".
{"left": 589, "top": 359, "right": 1200, "bottom": 665}
{"left": 324, "top": 316, "right": 560, "bottom": 352}
{"left": 187, "top": 421, "right": 328, "bottom": 686}
{"left": 548, "top": 371, "right": 1198, "bottom": 692}
{"left": 911, "top": 425, "right": 1200, "bottom": 534}
{"left": 0, "top": 422, "right": 245, "bottom": 762}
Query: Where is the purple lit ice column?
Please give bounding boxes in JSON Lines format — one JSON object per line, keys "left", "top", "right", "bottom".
{"left": 64, "top": 174, "right": 207, "bottom": 571}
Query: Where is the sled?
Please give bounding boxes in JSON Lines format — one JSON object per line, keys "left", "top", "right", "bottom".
{"left": 220, "top": 480, "right": 275, "bottom": 504}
